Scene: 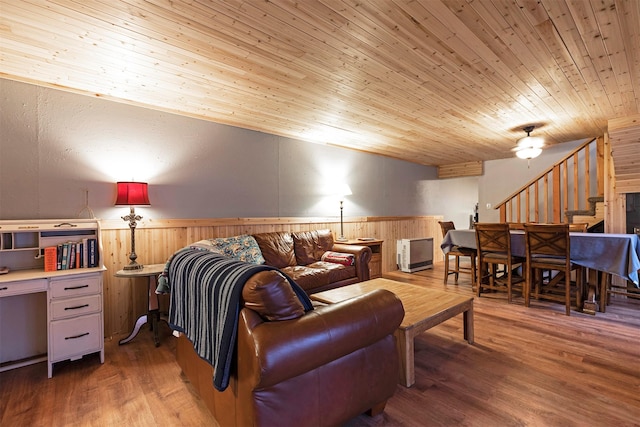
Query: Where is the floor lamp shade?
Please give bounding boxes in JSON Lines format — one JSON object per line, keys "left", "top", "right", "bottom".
{"left": 115, "top": 182, "right": 150, "bottom": 270}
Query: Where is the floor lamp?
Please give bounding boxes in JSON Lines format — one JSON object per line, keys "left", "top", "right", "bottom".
{"left": 115, "top": 181, "right": 151, "bottom": 270}
{"left": 336, "top": 183, "right": 352, "bottom": 242}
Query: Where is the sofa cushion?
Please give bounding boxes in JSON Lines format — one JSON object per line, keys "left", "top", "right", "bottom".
{"left": 253, "top": 232, "right": 296, "bottom": 268}
{"left": 293, "top": 229, "right": 334, "bottom": 265}
{"left": 192, "top": 235, "right": 265, "bottom": 264}
{"left": 242, "top": 270, "right": 305, "bottom": 321}
{"left": 308, "top": 261, "right": 355, "bottom": 284}
{"left": 280, "top": 265, "right": 331, "bottom": 292}
{"left": 280, "top": 263, "right": 355, "bottom": 293}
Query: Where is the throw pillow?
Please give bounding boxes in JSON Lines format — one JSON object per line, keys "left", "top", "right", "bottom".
{"left": 321, "top": 251, "right": 355, "bottom": 266}
{"left": 191, "top": 235, "right": 266, "bottom": 264}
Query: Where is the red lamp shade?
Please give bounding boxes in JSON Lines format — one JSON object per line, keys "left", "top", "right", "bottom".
{"left": 115, "top": 182, "right": 150, "bottom": 206}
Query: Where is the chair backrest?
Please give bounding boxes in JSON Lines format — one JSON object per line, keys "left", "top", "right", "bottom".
{"left": 524, "top": 223, "right": 570, "bottom": 258}
{"left": 438, "top": 221, "right": 455, "bottom": 238}
{"left": 568, "top": 222, "right": 588, "bottom": 233}
{"left": 475, "top": 223, "right": 511, "bottom": 254}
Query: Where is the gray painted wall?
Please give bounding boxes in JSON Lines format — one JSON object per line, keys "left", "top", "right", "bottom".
{"left": 422, "top": 176, "right": 479, "bottom": 229}
{"left": 1, "top": 78, "right": 585, "bottom": 230}
{"left": 1, "top": 79, "right": 466, "bottom": 226}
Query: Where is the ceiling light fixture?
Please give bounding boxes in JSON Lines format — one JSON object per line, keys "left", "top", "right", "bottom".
{"left": 514, "top": 125, "right": 544, "bottom": 160}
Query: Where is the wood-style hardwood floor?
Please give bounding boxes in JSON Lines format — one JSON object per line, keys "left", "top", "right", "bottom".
{"left": 1, "top": 263, "right": 639, "bottom": 426}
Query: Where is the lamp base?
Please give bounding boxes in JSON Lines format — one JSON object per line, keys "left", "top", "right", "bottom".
{"left": 335, "top": 236, "right": 348, "bottom": 242}
{"left": 123, "top": 262, "right": 144, "bottom": 271}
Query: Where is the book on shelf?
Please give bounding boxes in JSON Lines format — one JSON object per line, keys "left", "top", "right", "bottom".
{"left": 82, "top": 238, "right": 89, "bottom": 268}
{"left": 75, "top": 242, "right": 81, "bottom": 269}
{"left": 56, "top": 244, "right": 63, "bottom": 270}
{"left": 88, "top": 238, "right": 97, "bottom": 268}
{"left": 44, "top": 246, "right": 57, "bottom": 272}
{"left": 60, "top": 243, "right": 69, "bottom": 270}
{"left": 68, "top": 242, "right": 76, "bottom": 269}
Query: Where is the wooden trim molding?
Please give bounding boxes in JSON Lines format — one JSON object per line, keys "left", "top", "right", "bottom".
{"left": 100, "top": 215, "right": 443, "bottom": 230}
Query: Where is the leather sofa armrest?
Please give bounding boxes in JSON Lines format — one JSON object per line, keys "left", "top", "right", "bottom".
{"left": 331, "top": 243, "right": 372, "bottom": 281}
{"left": 238, "top": 289, "right": 404, "bottom": 388}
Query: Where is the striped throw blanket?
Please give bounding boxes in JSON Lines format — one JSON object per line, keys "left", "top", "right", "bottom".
{"left": 166, "top": 248, "right": 313, "bottom": 391}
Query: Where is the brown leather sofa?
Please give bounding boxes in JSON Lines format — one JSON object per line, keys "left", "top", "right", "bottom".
{"left": 176, "top": 269, "right": 404, "bottom": 427}
{"left": 251, "top": 229, "right": 371, "bottom": 294}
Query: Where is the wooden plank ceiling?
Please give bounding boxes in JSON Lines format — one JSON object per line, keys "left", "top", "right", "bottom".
{"left": 1, "top": 0, "right": 639, "bottom": 166}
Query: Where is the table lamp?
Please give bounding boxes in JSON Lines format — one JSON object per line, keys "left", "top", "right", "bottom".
{"left": 115, "top": 181, "right": 150, "bottom": 270}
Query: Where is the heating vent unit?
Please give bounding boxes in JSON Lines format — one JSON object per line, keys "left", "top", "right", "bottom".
{"left": 397, "top": 238, "right": 433, "bottom": 273}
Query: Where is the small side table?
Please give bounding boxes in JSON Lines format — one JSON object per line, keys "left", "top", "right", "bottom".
{"left": 339, "top": 239, "right": 384, "bottom": 278}
{"left": 115, "top": 263, "right": 166, "bottom": 347}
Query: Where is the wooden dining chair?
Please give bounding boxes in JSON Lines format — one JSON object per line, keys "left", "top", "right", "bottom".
{"left": 474, "top": 223, "right": 525, "bottom": 303}
{"left": 601, "top": 277, "right": 640, "bottom": 312}
{"left": 568, "top": 221, "right": 596, "bottom": 308}
{"left": 568, "top": 222, "right": 589, "bottom": 232}
{"left": 523, "top": 223, "right": 584, "bottom": 316}
{"left": 438, "top": 221, "right": 476, "bottom": 285}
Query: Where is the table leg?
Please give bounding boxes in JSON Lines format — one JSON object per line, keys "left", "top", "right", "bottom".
{"left": 147, "top": 275, "right": 162, "bottom": 347}
{"left": 119, "top": 274, "right": 165, "bottom": 346}
{"left": 463, "top": 302, "right": 474, "bottom": 344}
{"left": 598, "top": 273, "right": 610, "bottom": 313}
{"left": 394, "top": 329, "right": 414, "bottom": 387}
{"left": 582, "top": 269, "right": 600, "bottom": 315}
{"left": 119, "top": 313, "right": 149, "bottom": 345}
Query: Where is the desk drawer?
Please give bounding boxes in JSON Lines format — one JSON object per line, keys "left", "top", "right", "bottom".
{"left": 0, "top": 279, "right": 47, "bottom": 297}
{"left": 50, "top": 275, "right": 101, "bottom": 299}
{"left": 50, "top": 313, "right": 102, "bottom": 361}
{"left": 50, "top": 294, "right": 102, "bottom": 320}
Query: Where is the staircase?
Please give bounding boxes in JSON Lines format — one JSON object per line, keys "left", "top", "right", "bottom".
{"left": 566, "top": 196, "right": 604, "bottom": 229}
{"left": 495, "top": 137, "right": 605, "bottom": 227}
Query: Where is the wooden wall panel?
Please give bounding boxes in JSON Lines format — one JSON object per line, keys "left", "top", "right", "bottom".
{"left": 608, "top": 113, "right": 640, "bottom": 194}
{"left": 100, "top": 216, "right": 443, "bottom": 338}
{"left": 603, "top": 133, "right": 627, "bottom": 288}
{"left": 606, "top": 114, "right": 639, "bottom": 288}
{"left": 437, "top": 161, "right": 484, "bottom": 178}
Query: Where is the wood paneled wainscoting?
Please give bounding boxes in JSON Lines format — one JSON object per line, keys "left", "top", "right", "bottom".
{"left": 100, "top": 216, "right": 443, "bottom": 338}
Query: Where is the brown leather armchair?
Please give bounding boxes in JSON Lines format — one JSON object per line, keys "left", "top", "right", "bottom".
{"left": 176, "top": 269, "right": 404, "bottom": 426}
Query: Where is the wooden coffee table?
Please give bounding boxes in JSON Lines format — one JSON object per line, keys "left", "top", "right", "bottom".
{"left": 311, "top": 278, "right": 474, "bottom": 387}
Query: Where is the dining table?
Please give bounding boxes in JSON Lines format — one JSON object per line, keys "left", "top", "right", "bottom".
{"left": 441, "top": 228, "right": 640, "bottom": 314}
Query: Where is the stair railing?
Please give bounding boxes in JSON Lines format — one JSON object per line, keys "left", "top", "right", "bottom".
{"left": 495, "top": 137, "right": 604, "bottom": 224}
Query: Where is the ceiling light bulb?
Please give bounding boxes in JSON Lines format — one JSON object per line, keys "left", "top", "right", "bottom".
{"left": 514, "top": 125, "right": 544, "bottom": 160}
{"left": 515, "top": 147, "right": 542, "bottom": 159}
{"left": 516, "top": 136, "right": 544, "bottom": 149}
